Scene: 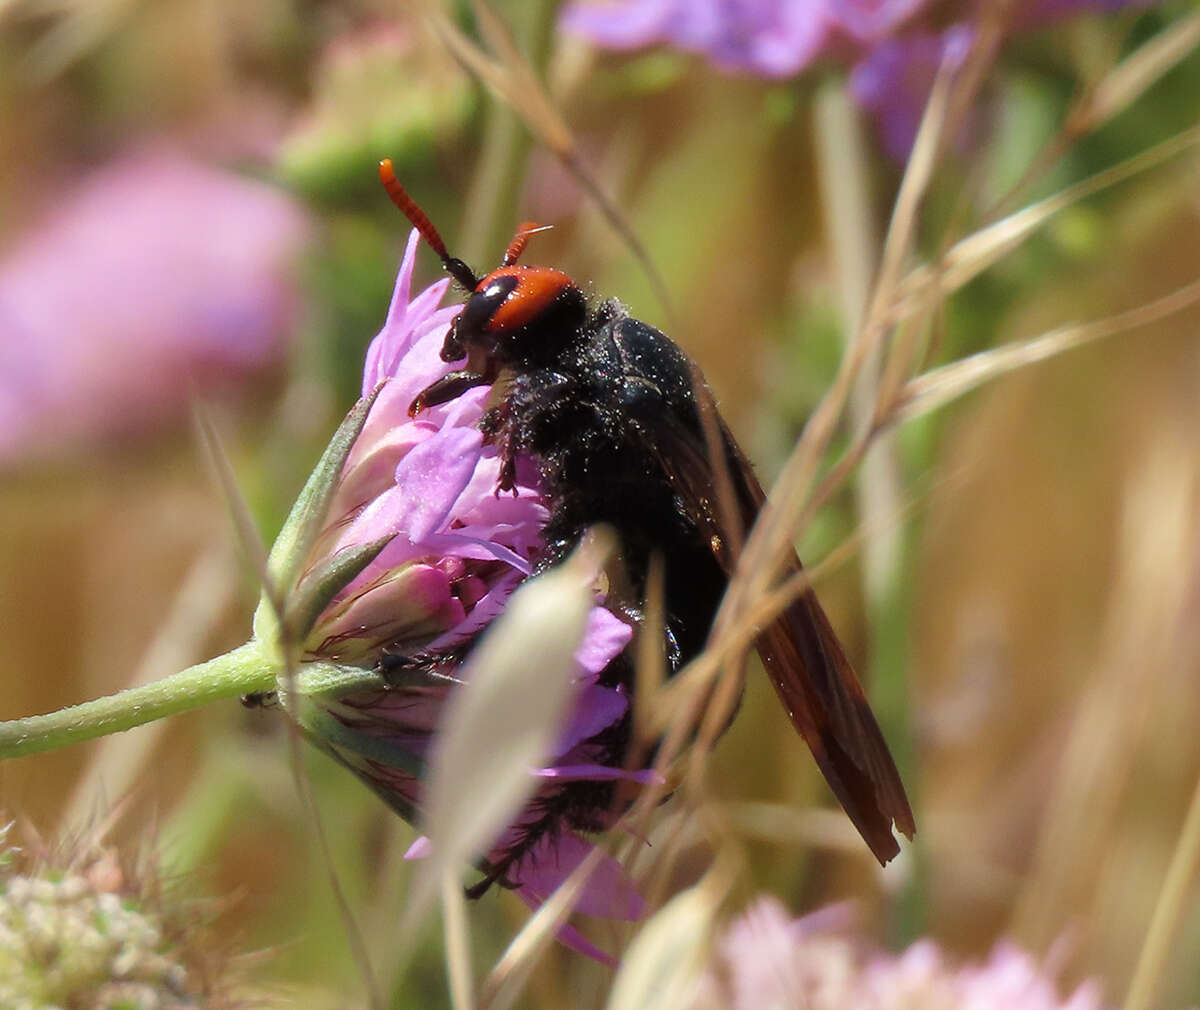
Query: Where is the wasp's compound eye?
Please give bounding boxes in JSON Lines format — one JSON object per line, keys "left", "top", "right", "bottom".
{"left": 458, "top": 273, "right": 520, "bottom": 340}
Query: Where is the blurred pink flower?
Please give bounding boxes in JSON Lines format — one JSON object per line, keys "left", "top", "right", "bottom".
{"left": 292, "top": 230, "right": 647, "bottom": 962}
{"left": 0, "top": 148, "right": 310, "bottom": 460}
{"left": 689, "top": 898, "right": 1109, "bottom": 1010}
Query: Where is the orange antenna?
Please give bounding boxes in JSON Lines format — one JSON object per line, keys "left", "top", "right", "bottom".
{"left": 502, "top": 221, "right": 552, "bottom": 266}
{"left": 378, "top": 159, "right": 477, "bottom": 290}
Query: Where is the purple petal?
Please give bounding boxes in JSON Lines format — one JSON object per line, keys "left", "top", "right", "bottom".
{"left": 576, "top": 607, "right": 634, "bottom": 678}
{"left": 361, "top": 230, "right": 419, "bottom": 391}
{"left": 850, "top": 28, "right": 973, "bottom": 161}
{"left": 511, "top": 831, "right": 645, "bottom": 921}
{"left": 386, "top": 426, "right": 485, "bottom": 542}
{"left": 553, "top": 685, "right": 629, "bottom": 755}
{"left": 563, "top": 0, "right": 836, "bottom": 78}
{"left": 515, "top": 887, "right": 620, "bottom": 966}
{"left": 560, "top": 0, "right": 680, "bottom": 49}
{"left": 361, "top": 229, "right": 459, "bottom": 394}
{"left": 829, "top": 0, "right": 934, "bottom": 43}
{"left": 405, "top": 835, "right": 432, "bottom": 859}
{"left": 535, "top": 763, "right": 663, "bottom": 784}
{"left": 310, "top": 562, "right": 463, "bottom": 656}
{"left": 363, "top": 302, "right": 465, "bottom": 404}
{"left": 333, "top": 421, "right": 428, "bottom": 516}
{"left": 422, "top": 570, "right": 525, "bottom": 652}
{"left": 423, "top": 532, "right": 535, "bottom": 574}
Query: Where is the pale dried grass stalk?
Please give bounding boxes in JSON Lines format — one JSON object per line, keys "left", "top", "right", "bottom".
{"left": 481, "top": 842, "right": 613, "bottom": 1010}
{"left": 416, "top": 0, "right": 673, "bottom": 316}
{"left": 1010, "top": 438, "right": 1200, "bottom": 980}
{"left": 1124, "top": 767, "right": 1200, "bottom": 1010}
{"left": 605, "top": 885, "right": 721, "bottom": 1010}
{"left": 893, "top": 125, "right": 1200, "bottom": 325}
{"left": 1072, "top": 11, "right": 1200, "bottom": 138}
{"left": 10, "top": 0, "right": 138, "bottom": 80}
{"left": 988, "top": 10, "right": 1200, "bottom": 219}
{"left": 892, "top": 277, "right": 1200, "bottom": 425}
{"left": 402, "top": 534, "right": 609, "bottom": 937}
{"left": 443, "top": 869, "right": 476, "bottom": 1010}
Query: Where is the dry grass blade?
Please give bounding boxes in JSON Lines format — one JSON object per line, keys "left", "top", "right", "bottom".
{"left": 725, "top": 802, "right": 879, "bottom": 855}
{"left": 428, "top": 1, "right": 570, "bottom": 152}
{"left": 401, "top": 534, "right": 611, "bottom": 938}
{"left": 651, "top": 527, "right": 864, "bottom": 737}
{"left": 1074, "top": 11, "right": 1200, "bottom": 133}
{"left": 1009, "top": 438, "right": 1200, "bottom": 975}
{"left": 893, "top": 125, "right": 1200, "bottom": 322}
{"left": 443, "top": 869, "right": 476, "bottom": 1010}
{"left": 605, "top": 887, "right": 716, "bottom": 1010}
{"left": 619, "top": 526, "right": 874, "bottom": 899}
{"left": 892, "top": 276, "right": 1200, "bottom": 425}
{"left": 15, "top": 0, "right": 137, "bottom": 81}
{"left": 194, "top": 401, "right": 382, "bottom": 1007}
{"left": 421, "top": 0, "right": 674, "bottom": 317}
{"left": 719, "top": 29, "right": 960, "bottom": 633}
{"left": 481, "top": 843, "right": 613, "bottom": 1010}
{"left": 633, "top": 556, "right": 667, "bottom": 753}
{"left": 191, "top": 402, "right": 285, "bottom": 632}
{"left": 986, "top": 11, "right": 1200, "bottom": 220}
{"left": 1124, "top": 768, "right": 1200, "bottom": 1010}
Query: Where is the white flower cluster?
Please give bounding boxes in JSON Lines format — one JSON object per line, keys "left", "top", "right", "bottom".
{"left": 0, "top": 863, "right": 189, "bottom": 1010}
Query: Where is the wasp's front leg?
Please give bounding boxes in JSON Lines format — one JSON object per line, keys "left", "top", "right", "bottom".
{"left": 409, "top": 370, "right": 490, "bottom": 417}
{"left": 480, "top": 402, "right": 520, "bottom": 494}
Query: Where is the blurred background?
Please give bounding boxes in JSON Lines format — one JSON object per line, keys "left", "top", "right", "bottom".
{"left": 1, "top": 1, "right": 1199, "bottom": 1007}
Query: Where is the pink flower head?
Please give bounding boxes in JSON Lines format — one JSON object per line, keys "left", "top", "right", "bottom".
{"left": 0, "top": 148, "right": 310, "bottom": 460}
{"left": 561, "top": 0, "right": 838, "bottom": 77}
{"left": 290, "top": 230, "right": 648, "bottom": 960}
{"left": 688, "top": 897, "right": 1111, "bottom": 1010}
{"left": 560, "top": 0, "right": 936, "bottom": 77}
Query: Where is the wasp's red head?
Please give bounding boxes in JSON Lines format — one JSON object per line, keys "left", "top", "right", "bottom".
{"left": 472, "top": 265, "right": 575, "bottom": 334}
{"left": 379, "top": 159, "right": 586, "bottom": 376}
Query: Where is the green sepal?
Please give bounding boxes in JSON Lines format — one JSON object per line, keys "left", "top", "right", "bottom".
{"left": 282, "top": 533, "right": 395, "bottom": 647}
{"left": 253, "top": 384, "right": 383, "bottom": 645}
{"left": 298, "top": 704, "right": 427, "bottom": 779}
{"left": 277, "top": 660, "right": 427, "bottom": 779}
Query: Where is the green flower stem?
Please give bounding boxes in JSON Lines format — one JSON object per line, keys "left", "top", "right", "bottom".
{"left": 0, "top": 640, "right": 276, "bottom": 760}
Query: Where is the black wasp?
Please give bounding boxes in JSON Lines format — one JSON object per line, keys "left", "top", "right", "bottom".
{"left": 377, "top": 159, "right": 914, "bottom": 878}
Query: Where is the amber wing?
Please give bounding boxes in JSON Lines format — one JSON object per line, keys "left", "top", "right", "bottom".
{"left": 642, "top": 392, "right": 915, "bottom": 865}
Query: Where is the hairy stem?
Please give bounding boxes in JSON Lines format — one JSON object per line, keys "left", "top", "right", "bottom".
{"left": 0, "top": 641, "right": 275, "bottom": 760}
